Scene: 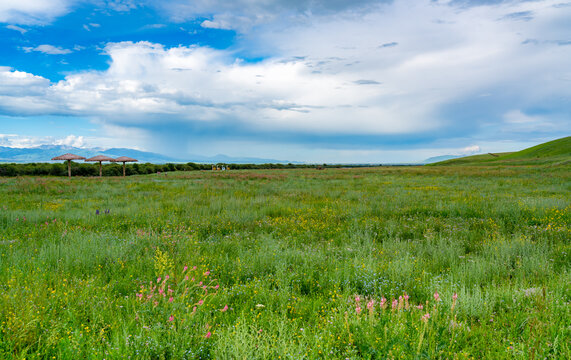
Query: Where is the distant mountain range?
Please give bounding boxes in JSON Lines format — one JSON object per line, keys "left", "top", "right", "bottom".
{"left": 0, "top": 145, "right": 297, "bottom": 164}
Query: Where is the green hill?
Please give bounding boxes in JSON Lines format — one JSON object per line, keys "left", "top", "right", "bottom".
{"left": 430, "top": 136, "right": 571, "bottom": 166}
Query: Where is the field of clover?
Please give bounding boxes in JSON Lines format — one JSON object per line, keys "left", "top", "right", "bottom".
{"left": 0, "top": 165, "right": 569, "bottom": 359}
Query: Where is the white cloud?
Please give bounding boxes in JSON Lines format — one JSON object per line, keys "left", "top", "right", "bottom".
{"left": 23, "top": 44, "right": 73, "bottom": 55}
{"left": 0, "top": 0, "right": 73, "bottom": 24}
{"left": 6, "top": 24, "right": 27, "bottom": 33}
{"left": 54, "top": 134, "right": 85, "bottom": 147}
{"left": 460, "top": 145, "right": 481, "bottom": 155}
{"left": 0, "top": 0, "right": 570, "bottom": 160}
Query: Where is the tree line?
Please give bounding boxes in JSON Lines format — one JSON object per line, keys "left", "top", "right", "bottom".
{"left": 0, "top": 162, "right": 377, "bottom": 177}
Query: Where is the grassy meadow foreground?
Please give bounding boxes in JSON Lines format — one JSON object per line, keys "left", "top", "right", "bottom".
{"left": 0, "top": 165, "right": 569, "bottom": 359}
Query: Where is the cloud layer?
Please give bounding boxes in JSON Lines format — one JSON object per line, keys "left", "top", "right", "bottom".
{"left": 0, "top": 0, "right": 569, "bottom": 161}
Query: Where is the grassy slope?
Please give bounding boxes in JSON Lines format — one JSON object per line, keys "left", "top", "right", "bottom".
{"left": 431, "top": 136, "right": 571, "bottom": 166}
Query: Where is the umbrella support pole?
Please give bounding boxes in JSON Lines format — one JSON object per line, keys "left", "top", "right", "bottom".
{"left": 123, "top": 162, "right": 126, "bottom": 177}
{"left": 99, "top": 162, "right": 102, "bottom": 177}
{"left": 67, "top": 160, "right": 71, "bottom": 178}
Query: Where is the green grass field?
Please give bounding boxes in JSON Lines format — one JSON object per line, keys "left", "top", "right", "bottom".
{"left": 432, "top": 136, "right": 571, "bottom": 166}
{"left": 1, "top": 164, "right": 570, "bottom": 359}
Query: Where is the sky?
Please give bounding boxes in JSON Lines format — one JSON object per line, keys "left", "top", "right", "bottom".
{"left": 0, "top": 0, "right": 569, "bottom": 163}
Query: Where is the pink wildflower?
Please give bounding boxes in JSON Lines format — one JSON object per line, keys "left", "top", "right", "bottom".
{"left": 136, "top": 293, "right": 143, "bottom": 299}
{"left": 416, "top": 304, "right": 424, "bottom": 310}
{"left": 355, "top": 295, "right": 361, "bottom": 303}
{"left": 221, "top": 305, "right": 228, "bottom": 312}
{"left": 422, "top": 313, "right": 430, "bottom": 322}
{"left": 185, "top": 275, "right": 189, "bottom": 281}
{"left": 367, "top": 299, "right": 375, "bottom": 311}
{"left": 192, "top": 306, "right": 197, "bottom": 313}
{"left": 168, "top": 315, "right": 174, "bottom": 322}
{"left": 165, "top": 275, "right": 169, "bottom": 280}
{"left": 258, "top": 329, "right": 263, "bottom": 334}
{"left": 434, "top": 291, "right": 441, "bottom": 302}
{"left": 205, "top": 331, "right": 211, "bottom": 339}
{"left": 169, "top": 297, "right": 174, "bottom": 303}
{"left": 392, "top": 299, "right": 398, "bottom": 310}
{"left": 214, "top": 284, "right": 219, "bottom": 290}
{"left": 204, "top": 270, "right": 210, "bottom": 277}
{"left": 157, "top": 277, "right": 161, "bottom": 283}
{"left": 356, "top": 306, "right": 362, "bottom": 314}
{"left": 452, "top": 293, "right": 458, "bottom": 301}
{"left": 198, "top": 299, "right": 204, "bottom": 305}
{"left": 380, "top": 297, "right": 387, "bottom": 309}
{"left": 193, "top": 266, "right": 197, "bottom": 270}
{"left": 183, "top": 265, "right": 188, "bottom": 272}
{"left": 159, "top": 288, "right": 165, "bottom": 296}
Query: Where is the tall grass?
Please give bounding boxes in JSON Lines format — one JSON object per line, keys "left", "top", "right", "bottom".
{"left": 1, "top": 165, "right": 569, "bottom": 358}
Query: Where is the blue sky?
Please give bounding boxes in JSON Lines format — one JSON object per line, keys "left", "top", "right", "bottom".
{"left": 0, "top": 0, "right": 569, "bottom": 163}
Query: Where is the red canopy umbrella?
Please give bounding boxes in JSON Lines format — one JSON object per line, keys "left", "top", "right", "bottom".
{"left": 51, "top": 153, "right": 86, "bottom": 178}
{"left": 85, "top": 155, "right": 115, "bottom": 177}
{"left": 111, "top": 156, "right": 138, "bottom": 177}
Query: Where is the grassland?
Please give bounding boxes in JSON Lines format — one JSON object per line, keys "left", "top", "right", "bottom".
{"left": 0, "top": 164, "right": 570, "bottom": 359}
{"left": 433, "top": 136, "right": 570, "bottom": 166}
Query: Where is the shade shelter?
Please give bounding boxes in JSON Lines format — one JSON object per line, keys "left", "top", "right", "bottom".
{"left": 51, "top": 153, "right": 86, "bottom": 178}
{"left": 111, "top": 156, "right": 138, "bottom": 177}
{"left": 85, "top": 155, "right": 115, "bottom": 177}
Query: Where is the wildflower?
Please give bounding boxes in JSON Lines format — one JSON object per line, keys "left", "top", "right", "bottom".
{"left": 452, "top": 293, "right": 458, "bottom": 311}
{"left": 165, "top": 275, "right": 169, "bottom": 281}
{"left": 157, "top": 277, "right": 161, "bottom": 283}
{"left": 198, "top": 299, "right": 204, "bottom": 305}
{"left": 258, "top": 329, "right": 263, "bottom": 334}
{"left": 193, "top": 266, "right": 197, "bottom": 270}
{"left": 221, "top": 305, "right": 228, "bottom": 312}
{"left": 136, "top": 293, "right": 143, "bottom": 299}
{"left": 422, "top": 313, "right": 431, "bottom": 322}
{"left": 434, "top": 291, "right": 441, "bottom": 302}
{"left": 185, "top": 275, "right": 189, "bottom": 281}
{"left": 416, "top": 304, "right": 423, "bottom": 310}
{"left": 214, "top": 284, "right": 219, "bottom": 290}
{"left": 367, "top": 299, "right": 375, "bottom": 311}
{"left": 398, "top": 296, "right": 404, "bottom": 310}
{"left": 355, "top": 295, "right": 361, "bottom": 303}
{"left": 192, "top": 306, "right": 197, "bottom": 313}
{"left": 356, "top": 306, "right": 362, "bottom": 314}
{"left": 168, "top": 315, "right": 174, "bottom": 322}
{"left": 183, "top": 265, "right": 188, "bottom": 272}
{"left": 380, "top": 297, "right": 387, "bottom": 309}
{"left": 391, "top": 299, "right": 398, "bottom": 310}
{"left": 205, "top": 331, "right": 211, "bottom": 339}
{"left": 95, "top": 210, "right": 99, "bottom": 215}
{"left": 168, "top": 297, "right": 174, "bottom": 303}
{"left": 204, "top": 270, "right": 210, "bottom": 277}
{"left": 256, "top": 304, "right": 265, "bottom": 308}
